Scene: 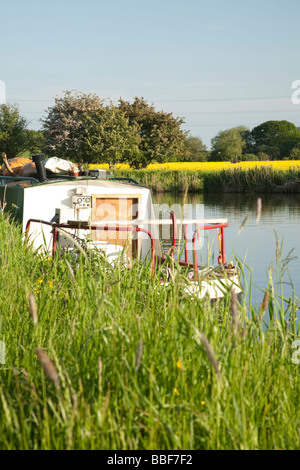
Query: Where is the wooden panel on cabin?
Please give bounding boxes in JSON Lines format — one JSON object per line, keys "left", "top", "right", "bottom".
{"left": 91, "top": 195, "right": 139, "bottom": 258}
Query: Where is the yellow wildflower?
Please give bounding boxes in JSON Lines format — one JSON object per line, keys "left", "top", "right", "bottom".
{"left": 173, "top": 388, "right": 180, "bottom": 395}
{"left": 146, "top": 160, "right": 300, "bottom": 171}
{"left": 48, "top": 281, "right": 53, "bottom": 289}
{"left": 201, "top": 400, "right": 205, "bottom": 406}
{"left": 176, "top": 360, "right": 182, "bottom": 370}
{"left": 37, "top": 279, "right": 43, "bottom": 284}
{"left": 90, "top": 160, "right": 300, "bottom": 172}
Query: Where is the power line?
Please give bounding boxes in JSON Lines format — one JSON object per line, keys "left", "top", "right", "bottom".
{"left": 187, "top": 122, "right": 300, "bottom": 127}
{"left": 9, "top": 99, "right": 54, "bottom": 102}
{"left": 154, "top": 96, "right": 290, "bottom": 103}
{"left": 173, "top": 109, "right": 300, "bottom": 115}
{"left": 9, "top": 95, "right": 291, "bottom": 104}
{"left": 187, "top": 124, "right": 257, "bottom": 127}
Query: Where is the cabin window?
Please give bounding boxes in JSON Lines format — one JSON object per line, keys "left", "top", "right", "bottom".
{"left": 91, "top": 194, "right": 140, "bottom": 258}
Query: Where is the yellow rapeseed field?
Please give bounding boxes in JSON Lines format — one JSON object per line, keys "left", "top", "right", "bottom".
{"left": 89, "top": 161, "right": 300, "bottom": 171}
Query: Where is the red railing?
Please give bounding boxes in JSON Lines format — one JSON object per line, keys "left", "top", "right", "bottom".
{"left": 25, "top": 219, "right": 156, "bottom": 273}
{"left": 191, "top": 223, "right": 227, "bottom": 280}
{"left": 158, "top": 212, "right": 228, "bottom": 277}
{"left": 25, "top": 213, "right": 228, "bottom": 277}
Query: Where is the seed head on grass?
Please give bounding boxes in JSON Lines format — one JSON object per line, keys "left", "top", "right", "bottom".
{"left": 65, "top": 259, "right": 75, "bottom": 280}
{"left": 192, "top": 327, "right": 221, "bottom": 381}
{"left": 98, "top": 357, "right": 103, "bottom": 390}
{"left": 238, "top": 214, "right": 250, "bottom": 235}
{"left": 268, "top": 267, "right": 275, "bottom": 297}
{"left": 260, "top": 290, "right": 269, "bottom": 314}
{"left": 188, "top": 320, "right": 221, "bottom": 380}
{"left": 200, "top": 333, "right": 221, "bottom": 381}
{"left": 230, "top": 288, "right": 240, "bottom": 333}
{"left": 36, "top": 348, "right": 59, "bottom": 388}
{"left": 274, "top": 230, "right": 280, "bottom": 264}
{"left": 28, "top": 293, "right": 38, "bottom": 325}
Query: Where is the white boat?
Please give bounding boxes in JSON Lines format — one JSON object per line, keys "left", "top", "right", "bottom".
{"left": 0, "top": 154, "right": 242, "bottom": 300}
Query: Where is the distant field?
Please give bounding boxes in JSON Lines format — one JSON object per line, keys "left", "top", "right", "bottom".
{"left": 89, "top": 161, "right": 300, "bottom": 193}
{"left": 90, "top": 161, "right": 300, "bottom": 171}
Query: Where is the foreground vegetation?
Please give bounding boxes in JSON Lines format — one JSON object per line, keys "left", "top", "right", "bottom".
{"left": 0, "top": 214, "right": 299, "bottom": 450}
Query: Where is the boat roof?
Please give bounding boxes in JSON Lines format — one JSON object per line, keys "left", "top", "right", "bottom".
{"left": 0, "top": 175, "right": 147, "bottom": 191}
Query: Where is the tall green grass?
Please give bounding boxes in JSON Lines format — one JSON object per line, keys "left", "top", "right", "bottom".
{"left": 114, "top": 169, "right": 204, "bottom": 192}
{"left": 114, "top": 167, "right": 300, "bottom": 193}
{"left": 0, "top": 213, "right": 299, "bottom": 449}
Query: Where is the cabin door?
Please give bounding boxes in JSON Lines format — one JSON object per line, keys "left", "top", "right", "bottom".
{"left": 91, "top": 195, "right": 140, "bottom": 258}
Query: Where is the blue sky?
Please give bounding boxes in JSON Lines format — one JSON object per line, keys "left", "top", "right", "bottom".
{"left": 1, "top": 0, "right": 300, "bottom": 148}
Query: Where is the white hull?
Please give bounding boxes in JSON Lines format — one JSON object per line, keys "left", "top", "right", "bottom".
{"left": 160, "top": 272, "right": 241, "bottom": 300}
{"left": 183, "top": 274, "right": 241, "bottom": 300}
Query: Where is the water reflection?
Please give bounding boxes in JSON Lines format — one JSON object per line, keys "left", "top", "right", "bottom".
{"left": 154, "top": 192, "right": 300, "bottom": 221}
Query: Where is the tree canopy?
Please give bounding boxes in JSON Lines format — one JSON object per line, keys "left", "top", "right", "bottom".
{"left": 183, "top": 136, "right": 207, "bottom": 162}
{"left": 0, "top": 103, "right": 28, "bottom": 159}
{"left": 209, "top": 126, "right": 248, "bottom": 162}
{"left": 80, "top": 104, "right": 140, "bottom": 169}
{"left": 43, "top": 91, "right": 140, "bottom": 168}
{"left": 118, "top": 97, "right": 188, "bottom": 168}
{"left": 249, "top": 120, "right": 300, "bottom": 159}
{"left": 25, "top": 130, "right": 45, "bottom": 155}
{"left": 43, "top": 93, "right": 189, "bottom": 168}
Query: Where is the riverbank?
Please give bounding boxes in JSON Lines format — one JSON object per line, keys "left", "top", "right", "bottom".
{"left": 89, "top": 161, "right": 300, "bottom": 193}
{"left": 113, "top": 166, "right": 300, "bottom": 193}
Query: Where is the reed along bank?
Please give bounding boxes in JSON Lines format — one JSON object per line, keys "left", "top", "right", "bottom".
{"left": 99, "top": 161, "right": 300, "bottom": 193}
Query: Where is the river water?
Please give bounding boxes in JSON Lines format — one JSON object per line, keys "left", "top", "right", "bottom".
{"left": 153, "top": 192, "right": 300, "bottom": 311}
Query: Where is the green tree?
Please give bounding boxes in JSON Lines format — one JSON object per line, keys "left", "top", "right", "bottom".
{"left": 183, "top": 136, "right": 207, "bottom": 162}
{"left": 43, "top": 91, "right": 104, "bottom": 163}
{"left": 209, "top": 126, "right": 248, "bottom": 161}
{"left": 290, "top": 143, "right": 300, "bottom": 160}
{"left": 118, "top": 97, "right": 188, "bottom": 168}
{"left": 0, "top": 103, "right": 28, "bottom": 159}
{"left": 249, "top": 120, "right": 300, "bottom": 159}
{"left": 43, "top": 91, "right": 140, "bottom": 169}
{"left": 25, "top": 130, "right": 45, "bottom": 155}
{"left": 81, "top": 104, "right": 140, "bottom": 169}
